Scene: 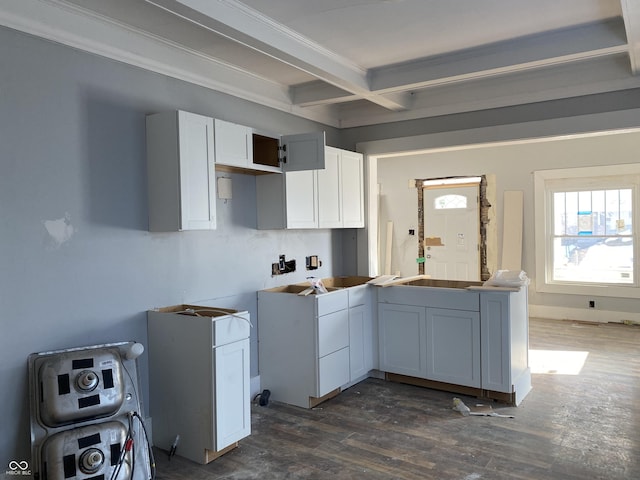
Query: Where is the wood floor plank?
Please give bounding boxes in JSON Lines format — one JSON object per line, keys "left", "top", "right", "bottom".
{"left": 153, "top": 318, "right": 640, "bottom": 479}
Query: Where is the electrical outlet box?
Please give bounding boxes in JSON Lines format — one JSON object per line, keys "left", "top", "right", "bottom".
{"left": 306, "top": 255, "right": 320, "bottom": 270}
{"left": 272, "top": 255, "right": 296, "bottom": 275}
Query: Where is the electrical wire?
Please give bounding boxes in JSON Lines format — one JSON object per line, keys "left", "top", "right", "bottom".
{"left": 119, "top": 348, "right": 155, "bottom": 479}
{"left": 132, "top": 411, "right": 156, "bottom": 480}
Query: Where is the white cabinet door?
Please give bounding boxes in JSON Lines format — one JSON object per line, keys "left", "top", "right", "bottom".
{"left": 284, "top": 170, "right": 318, "bottom": 228}
{"left": 378, "top": 303, "right": 427, "bottom": 377}
{"left": 214, "top": 338, "right": 251, "bottom": 450}
{"left": 317, "top": 147, "right": 363, "bottom": 228}
{"left": 318, "top": 147, "right": 342, "bottom": 228}
{"left": 282, "top": 131, "right": 326, "bottom": 171}
{"left": 214, "top": 119, "right": 252, "bottom": 168}
{"left": 146, "top": 110, "right": 216, "bottom": 231}
{"left": 349, "top": 303, "right": 375, "bottom": 380}
{"left": 340, "top": 150, "right": 364, "bottom": 228}
{"left": 425, "top": 308, "right": 481, "bottom": 388}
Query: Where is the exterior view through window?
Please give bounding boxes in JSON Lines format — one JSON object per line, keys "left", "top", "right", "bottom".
{"left": 552, "top": 188, "right": 633, "bottom": 284}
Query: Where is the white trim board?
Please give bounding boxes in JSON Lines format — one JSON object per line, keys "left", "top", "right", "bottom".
{"left": 530, "top": 304, "right": 640, "bottom": 324}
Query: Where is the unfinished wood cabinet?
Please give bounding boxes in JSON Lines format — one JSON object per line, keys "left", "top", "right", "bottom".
{"left": 146, "top": 110, "right": 216, "bottom": 231}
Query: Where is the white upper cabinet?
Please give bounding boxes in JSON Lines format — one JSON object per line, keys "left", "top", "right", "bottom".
{"left": 257, "top": 145, "right": 364, "bottom": 230}
{"left": 317, "top": 148, "right": 342, "bottom": 228}
{"left": 340, "top": 150, "right": 365, "bottom": 228}
{"left": 215, "top": 124, "right": 326, "bottom": 174}
{"left": 318, "top": 147, "right": 364, "bottom": 229}
{"left": 146, "top": 110, "right": 216, "bottom": 231}
{"left": 280, "top": 131, "right": 326, "bottom": 172}
{"left": 214, "top": 119, "right": 252, "bottom": 169}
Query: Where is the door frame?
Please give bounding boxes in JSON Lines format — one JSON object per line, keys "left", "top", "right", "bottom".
{"left": 416, "top": 175, "right": 491, "bottom": 280}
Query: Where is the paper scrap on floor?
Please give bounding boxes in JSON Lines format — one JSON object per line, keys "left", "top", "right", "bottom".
{"left": 452, "top": 397, "right": 514, "bottom": 418}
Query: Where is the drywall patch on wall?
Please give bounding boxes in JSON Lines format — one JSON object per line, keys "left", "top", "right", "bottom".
{"left": 43, "top": 212, "right": 75, "bottom": 248}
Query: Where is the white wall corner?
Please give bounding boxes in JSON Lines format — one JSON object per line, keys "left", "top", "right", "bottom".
{"left": 250, "top": 375, "right": 261, "bottom": 400}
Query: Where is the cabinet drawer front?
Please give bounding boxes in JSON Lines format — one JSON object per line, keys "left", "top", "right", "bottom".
{"left": 212, "top": 312, "right": 251, "bottom": 346}
{"left": 318, "top": 309, "right": 349, "bottom": 357}
{"left": 316, "top": 289, "right": 348, "bottom": 315}
{"left": 318, "top": 347, "right": 350, "bottom": 396}
{"left": 378, "top": 285, "right": 479, "bottom": 311}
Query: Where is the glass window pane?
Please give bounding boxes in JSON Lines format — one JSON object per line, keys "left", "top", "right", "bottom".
{"left": 552, "top": 187, "right": 634, "bottom": 285}
{"left": 565, "top": 192, "right": 578, "bottom": 235}
{"left": 434, "top": 194, "right": 467, "bottom": 209}
{"left": 553, "top": 192, "right": 565, "bottom": 235}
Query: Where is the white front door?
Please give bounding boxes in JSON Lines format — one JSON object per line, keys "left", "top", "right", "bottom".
{"left": 423, "top": 185, "right": 479, "bottom": 280}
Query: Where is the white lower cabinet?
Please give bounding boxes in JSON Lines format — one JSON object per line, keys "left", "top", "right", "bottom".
{"left": 213, "top": 339, "right": 252, "bottom": 449}
{"left": 378, "top": 303, "right": 427, "bottom": 378}
{"left": 376, "top": 283, "right": 531, "bottom": 405}
{"left": 425, "top": 308, "right": 481, "bottom": 388}
{"left": 258, "top": 287, "right": 350, "bottom": 408}
{"left": 348, "top": 285, "right": 376, "bottom": 381}
{"left": 147, "top": 305, "right": 251, "bottom": 464}
{"left": 258, "top": 281, "right": 376, "bottom": 408}
{"left": 480, "top": 288, "right": 531, "bottom": 405}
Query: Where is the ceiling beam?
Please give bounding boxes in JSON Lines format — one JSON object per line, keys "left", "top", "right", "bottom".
{"left": 621, "top": 0, "right": 640, "bottom": 74}
{"left": 144, "top": 0, "right": 410, "bottom": 111}
{"left": 338, "top": 55, "right": 640, "bottom": 128}
{"left": 291, "top": 19, "right": 628, "bottom": 106}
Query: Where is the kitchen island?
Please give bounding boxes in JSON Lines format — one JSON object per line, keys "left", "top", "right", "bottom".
{"left": 377, "top": 278, "right": 531, "bottom": 406}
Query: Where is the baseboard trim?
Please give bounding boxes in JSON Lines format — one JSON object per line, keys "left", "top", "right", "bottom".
{"left": 530, "top": 305, "right": 640, "bottom": 324}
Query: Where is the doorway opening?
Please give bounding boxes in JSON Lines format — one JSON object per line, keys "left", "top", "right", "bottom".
{"left": 417, "top": 175, "right": 491, "bottom": 281}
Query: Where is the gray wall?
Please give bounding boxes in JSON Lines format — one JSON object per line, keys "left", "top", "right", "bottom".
{"left": 0, "top": 26, "right": 343, "bottom": 463}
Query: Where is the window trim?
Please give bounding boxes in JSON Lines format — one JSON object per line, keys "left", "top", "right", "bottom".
{"left": 534, "top": 163, "right": 640, "bottom": 298}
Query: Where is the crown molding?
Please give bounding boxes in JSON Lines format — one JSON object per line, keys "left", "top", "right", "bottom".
{"left": 0, "top": 0, "right": 340, "bottom": 127}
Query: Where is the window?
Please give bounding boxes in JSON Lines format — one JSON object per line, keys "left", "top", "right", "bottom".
{"left": 534, "top": 164, "right": 639, "bottom": 298}
{"left": 434, "top": 194, "right": 467, "bottom": 209}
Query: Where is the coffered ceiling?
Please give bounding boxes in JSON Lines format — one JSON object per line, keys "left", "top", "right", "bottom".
{"left": 2, "top": 0, "right": 640, "bottom": 127}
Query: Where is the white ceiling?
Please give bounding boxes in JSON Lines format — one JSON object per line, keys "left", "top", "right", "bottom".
{"left": 2, "top": 0, "right": 640, "bottom": 127}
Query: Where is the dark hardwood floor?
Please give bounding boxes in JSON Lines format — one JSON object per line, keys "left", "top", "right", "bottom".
{"left": 152, "top": 318, "right": 640, "bottom": 479}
